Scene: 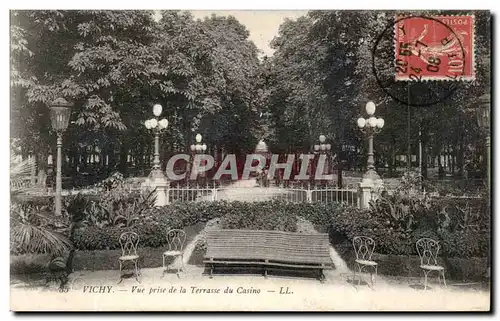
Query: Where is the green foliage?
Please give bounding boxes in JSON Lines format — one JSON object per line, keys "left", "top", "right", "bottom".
{"left": 10, "top": 10, "right": 265, "bottom": 178}
{"left": 10, "top": 201, "right": 72, "bottom": 256}
{"left": 264, "top": 10, "right": 490, "bottom": 178}
{"left": 439, "top": 230, "right": 489, "bottom": 258}
{"left": 72, "top": 200, "right": 297, "bottom": 250}
{"left": 220, "top": 201, "right": 297, "bottom": 232}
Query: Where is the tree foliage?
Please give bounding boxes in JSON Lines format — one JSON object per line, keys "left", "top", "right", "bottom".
{"left": 264, "top": 10, "right": 490, "bottom": 176}
{"left": 10, "top": 10, "right": 491, "bottom": 182}
{"left": 11, "top": 10, "right": 264, "bottom": 179}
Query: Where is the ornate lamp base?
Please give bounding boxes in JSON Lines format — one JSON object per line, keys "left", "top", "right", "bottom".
{"left": 150, "top": 168, "right": 166, "bottom": 181}
{"left": 361, "top": 169, "right": 384, "bottom": 190}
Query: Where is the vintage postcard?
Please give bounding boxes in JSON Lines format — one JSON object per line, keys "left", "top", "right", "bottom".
{"left": 9, "top": 9, "right": 491, "bottom": 311}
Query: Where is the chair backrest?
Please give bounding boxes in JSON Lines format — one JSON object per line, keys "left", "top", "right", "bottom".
{"left": 119, "top": 232, "right": 139, "bottom": 257}
{"left": 416, "top": 238, "right": 440, "bottom": 266}
{"left": 353, "top": 236, "right": 375, "bottom": 261}
{"left": 167, "top": 229, "right": 186, "bottom": 252}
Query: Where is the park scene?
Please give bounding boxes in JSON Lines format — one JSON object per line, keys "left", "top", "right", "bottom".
{"left": 10, "top": 10, "right": 491, "bottom": 311}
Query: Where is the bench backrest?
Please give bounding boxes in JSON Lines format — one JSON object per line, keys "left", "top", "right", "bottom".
{"left": 205, "top": 229, "right": 331, "bottom": 265}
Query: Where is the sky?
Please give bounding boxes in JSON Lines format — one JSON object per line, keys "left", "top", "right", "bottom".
{"left": 155, "top": 10, "right": 308, "bottom": 56}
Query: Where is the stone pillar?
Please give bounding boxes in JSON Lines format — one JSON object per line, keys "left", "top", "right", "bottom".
{"left": 152, "top": 177, "right": 168, "bottom": 207}
{"left": 358, "top": 181, "right": 373, "bottom": 209}
{"left": 306, "top": 189, "right": 313, "bottom": 203}
{"left": 143, "top": 169, "right": 169, "bottom": 207}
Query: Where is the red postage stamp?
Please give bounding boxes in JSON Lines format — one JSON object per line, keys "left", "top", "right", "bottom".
{"left": 394, "top": 15, "right": 475, "bottom": 81}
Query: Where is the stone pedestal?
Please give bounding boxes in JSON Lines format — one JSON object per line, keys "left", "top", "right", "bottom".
{"left": 147, "top": 169, "right": 169, "bottom": 207}
{"left": 362, "top": 169, "right": 384, "bottom": 190}
{"left": 358, "top": 181, "right": 373, "bottom": 209}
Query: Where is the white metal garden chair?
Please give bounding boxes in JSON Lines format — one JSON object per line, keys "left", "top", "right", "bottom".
{"left": 162, "top": 229, "right": 186, "bottom": 277}
{"left": 416, "top": 238, "right": 447, "bottom": 290}
{"left": 353, "top": 236, "right": 378, "bottom": 287}
{"left": 118, "top": 231, "right": 140, "bottom": 283}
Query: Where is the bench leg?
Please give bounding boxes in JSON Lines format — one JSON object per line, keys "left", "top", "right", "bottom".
{"left": 264, "top": 269, "right": 268, "bottom": 278}
{"left": 209, "top": 265, "right": 214, "bottom": 279}
{"left": 318, "top": 270, "right": 326, "bottom": 283}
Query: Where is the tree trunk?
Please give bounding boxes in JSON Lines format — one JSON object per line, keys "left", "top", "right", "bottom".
{"left": 30, "top": 154, "right": 37, "bottom": 186}
{"left": 119, "top": 138, "right": 128, "bottom": 176}
{"left": 138, "top": 143, "right": 145, "bottom": 176}
{"left": 36, "top": 149, "right": 48, "bottom": 189}
{"left": 422, "top": 144, "right": 428, "bottom": 180}
{"left": 458, "top": 138, "right": 464, "bottom": 178}
{"left": 108, "top": 143, "right": 117, "bottom": 173}
{"left": 65, "top": 222, "right": 77, "bottom": 275}
{"left": 451, "top": 146, "right": 455, "bottom": 174}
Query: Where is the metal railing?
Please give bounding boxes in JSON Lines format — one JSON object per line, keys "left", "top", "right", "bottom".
{"left": 166, "top": 183, "right": 358, "bottom": 207}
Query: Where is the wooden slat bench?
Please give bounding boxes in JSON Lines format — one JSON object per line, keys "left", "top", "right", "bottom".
{"left": 203, "top": 229, "right": 334, "bottom": 282}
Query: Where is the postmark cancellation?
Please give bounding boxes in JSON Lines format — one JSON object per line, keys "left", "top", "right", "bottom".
{"left": 394, "top": 15, "right": 475, "bottom": 81}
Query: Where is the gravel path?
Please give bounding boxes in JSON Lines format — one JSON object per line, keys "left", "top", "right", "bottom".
{"left": 11, "top": 266, "right": 490, "bottom": 311}
{"left": 296, "top": 216, "right": 350, "bottom": 274}
{"left": 173, "top": 218, "right": 222, "bottom": 267}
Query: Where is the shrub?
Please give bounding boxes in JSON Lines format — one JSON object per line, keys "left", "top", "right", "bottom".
{"left": 73, "top": 200, "right": 301, "bottom": 250}
{"left": 68, "top": 191, "right": 489, "bottom": 259}
{"left": 438, "top": 230, "right": 489, "bottom": 258}
{"left": 327, "top": 200, "right": 490, "bottom": 258}
{"left": 10, "top": 199, "right": 72, "bottom": 256}
{"left": 220, "top": 201, "right": 297, "bottom": 232}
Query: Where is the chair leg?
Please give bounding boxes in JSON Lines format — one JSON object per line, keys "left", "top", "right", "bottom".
{"left": 371, "top": 266, "right": 377, "bottom": 287}
{"left": 423, "top": 270, "right": 429, "bottom": 290}
{"left": 118, "top": 261, "right": 123, "bottom": 284}
{"left": 161, "top": 255, "right": 165, "bottom": 278}
{"left": 134, "top": 260, "right": 140, "bottom": 283}
{"left": 353, "top": 264, "right": 356, "bottom": 284}
{"left": 181, "top": 254, "right": 185, "bottom": 272}
{"left": 358, "top": 264, "right": 364, "bottom": 286}
{"left": 441, "top": 270, "right": 447, "bottom": 287}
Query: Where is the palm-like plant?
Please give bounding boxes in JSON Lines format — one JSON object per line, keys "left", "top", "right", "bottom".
{"left": 10, "top": 157, "right": 36, "bottom": 196}
{"left": 10, "top": 155, "right": 73, "bottom": 287}
{"left": 10, "top": 203, "right": 72, "bottom": 255}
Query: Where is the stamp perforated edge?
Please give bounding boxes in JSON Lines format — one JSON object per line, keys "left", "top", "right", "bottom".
{"left": 393, "top": 14, "right": 476, "bottom": 82}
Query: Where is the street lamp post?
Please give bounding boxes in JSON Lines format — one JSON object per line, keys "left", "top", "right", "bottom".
{"left": 145, "top": 104, "right": 169, "bottom": 177}
{"left": 48, "top": 97, "right": 73, "bottom": 216}
{"left": 313, "top": 134, "right": 332, "bottom": 186}
{"left": 144, "top": 104, "right": 169, "bottom": 205}
{"left": 190, "top": 133, "right": 207, "bottom": 155}
{"left": 357, "top": 101, "right": 385, "bottom": 188}
{"left": 190, "top": 134, "right": 207, "bottom": 184}
{"left": 313, "top": 134, "right": 332, "bottom": 154}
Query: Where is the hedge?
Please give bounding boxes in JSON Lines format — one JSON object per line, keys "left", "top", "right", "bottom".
{"left": 70, "top": 200, "right": 488, "bottom": 259}
{"left": 73, "top": 201, "right": 300, "bottom": 250}
{"left": 13, "top": 185, "right": 489, "bottom": 259}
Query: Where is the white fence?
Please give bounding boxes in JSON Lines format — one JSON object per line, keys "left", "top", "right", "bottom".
{"left": 166, "top": 184, "right": 358, "bottom": 207}
{"left": 20, "top": 180, "right": 359, "bottom": 207}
